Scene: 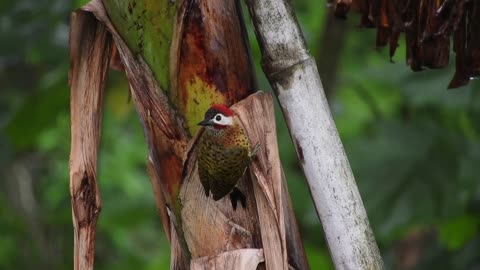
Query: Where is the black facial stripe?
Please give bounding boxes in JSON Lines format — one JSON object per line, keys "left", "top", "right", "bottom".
{"left": 205, "top": 108, "right": 223, "bottom": 120}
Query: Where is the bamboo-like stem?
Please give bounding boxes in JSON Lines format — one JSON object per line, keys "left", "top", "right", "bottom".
{"left": 68, "top": 11, "right": 112, "bottom": 270}
{"left": 245, "top": 0, "right": 384, "bottom": 269}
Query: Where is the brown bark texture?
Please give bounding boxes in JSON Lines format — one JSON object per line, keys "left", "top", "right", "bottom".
{"left": 328, "top": 0, "right": 480, "bottom": 89}
{"left": 68, "top": 0, "right": 309, "bottom": 269}
{"left": 68, "top": 10, "right": 111, "bottom": 270}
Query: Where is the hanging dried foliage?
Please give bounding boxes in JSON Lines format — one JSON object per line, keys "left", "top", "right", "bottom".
{"left": 328, "top": 0, "right": 480, "bottom": 88}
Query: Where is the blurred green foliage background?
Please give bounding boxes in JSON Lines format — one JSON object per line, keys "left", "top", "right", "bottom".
{"left": 1, "top": 0, "right": 479, "bottom": 269}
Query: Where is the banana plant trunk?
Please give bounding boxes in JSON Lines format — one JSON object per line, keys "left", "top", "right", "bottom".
{"left": 69, "top": 0, "right": 308, "bottom": 269}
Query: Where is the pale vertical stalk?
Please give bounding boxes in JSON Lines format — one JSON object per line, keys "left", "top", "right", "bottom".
{"left": 69, "top": 11, "right": 111, "bottom": 270}
{"left": 245, "top": 0, "right": 384, "bottom": 269}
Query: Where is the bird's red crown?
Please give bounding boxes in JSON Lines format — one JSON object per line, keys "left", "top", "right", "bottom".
{"left": 210, "top": 104, "right": 234, "bottom": 117}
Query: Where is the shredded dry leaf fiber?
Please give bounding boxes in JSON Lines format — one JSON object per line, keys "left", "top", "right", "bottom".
{"left": 329, "top": 0, "right": 480, "bottom": 88}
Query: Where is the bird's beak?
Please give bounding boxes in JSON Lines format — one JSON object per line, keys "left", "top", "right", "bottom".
{"left": 198, "top": 119, "right": 214, "bottom": 126}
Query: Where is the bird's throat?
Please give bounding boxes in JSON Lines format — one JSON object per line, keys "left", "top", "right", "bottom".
{"left": 213, "top": 124, "right": 227, "bottom": 130}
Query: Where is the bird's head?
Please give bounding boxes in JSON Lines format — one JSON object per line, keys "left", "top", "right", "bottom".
{"left": 198, "top": 104, "right": 234, "bottom": 131}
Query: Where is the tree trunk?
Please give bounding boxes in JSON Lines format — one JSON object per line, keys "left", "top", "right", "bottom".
{"left": 69, "top": 10, "right": 111, "bottom": 270}
{"left": 245, "top": 0, "right": 384, "bottom": 269}
{"left": 69, "top": 0, "right": 308, "bottom": 269}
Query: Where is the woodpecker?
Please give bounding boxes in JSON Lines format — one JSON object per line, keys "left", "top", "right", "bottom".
{"left": 197, "top": 104, "right": 258, "bottom": 210}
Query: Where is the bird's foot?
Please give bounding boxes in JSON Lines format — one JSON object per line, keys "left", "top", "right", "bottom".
{"left": 229, "top": 187, "right": 247, "bottom": 211}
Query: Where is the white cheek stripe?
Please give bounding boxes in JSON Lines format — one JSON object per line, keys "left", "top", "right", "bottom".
{"left": 214, "top": 115, "right": 233, "bottom": 126}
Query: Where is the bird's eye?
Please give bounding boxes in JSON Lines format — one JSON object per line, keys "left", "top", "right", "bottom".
{"left": 215, "top": 115, "right": 222, "bottom": 121}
